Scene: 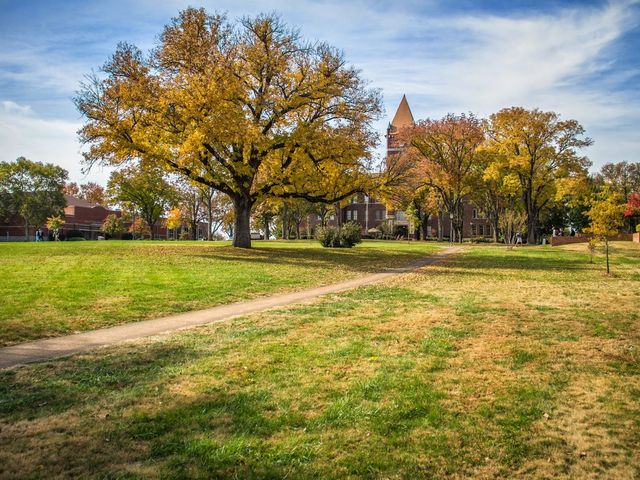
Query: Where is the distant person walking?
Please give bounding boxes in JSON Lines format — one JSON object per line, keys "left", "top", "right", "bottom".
{"left": 515, "top": 232, "right": 523, "bottom": 246}
{"left": 35, "top": 228, "right": 42, "bottom": 242}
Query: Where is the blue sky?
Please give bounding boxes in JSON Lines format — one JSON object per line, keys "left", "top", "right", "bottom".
{"left": 1, "top": 0, "right": 638, "bottom": 184}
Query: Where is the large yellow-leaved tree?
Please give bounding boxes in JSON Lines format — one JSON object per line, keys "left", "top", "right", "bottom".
{"left": 485, "top": 107, "right": 592, "bottom": 244}
{"left": 75, "top": 8, "right": 382, "bottom": 247}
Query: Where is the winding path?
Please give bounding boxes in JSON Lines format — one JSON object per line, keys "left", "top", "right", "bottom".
{"left": 0, "top": 246, "right": 462, "bottom": 369}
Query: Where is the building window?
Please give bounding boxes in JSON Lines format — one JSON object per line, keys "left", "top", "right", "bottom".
{"left": 375, "top": 210, "right": 382, "bottom": 221}
{"left": 479, "top": 224, "right": 485, "bottom": 236}
{"left": 353, "top": 210, "right": 357, "bottom": 221}
{"left": 472, "top": 209, "right": 478, "bottom": 219}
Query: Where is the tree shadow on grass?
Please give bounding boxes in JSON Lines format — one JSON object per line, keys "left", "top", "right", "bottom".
{"left": 443, "top": 250, "right": 596, "bottom": 273}
{"left": 108, "top": 373, "right": 448, "bottom": 479}
{"left": 189, "top": 246, "right": 433, "bottom": 273}
{"left": 123, "top": 401, "right": 294, "bottom": 478}
{"left": 0, "top": 339, "right": 208, "bottom": 422}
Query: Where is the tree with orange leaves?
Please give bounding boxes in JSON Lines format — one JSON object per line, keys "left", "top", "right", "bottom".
{"left": 400, "top": 113, "right": 485, "bottom": 242}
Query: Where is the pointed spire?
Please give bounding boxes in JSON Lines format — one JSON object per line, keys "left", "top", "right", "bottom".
{"left": 390, "top": 95, "right": 414, "bottom": 131}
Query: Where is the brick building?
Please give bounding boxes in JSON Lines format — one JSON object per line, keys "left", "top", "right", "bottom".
{"left": 0, "top": 195, "right": 176, "bottom": 241}
{"left": 62, "top": 195, "right": 121, "bottom": 240}
{"left": 306, "top": 95, "right": 492, "bottom": 240}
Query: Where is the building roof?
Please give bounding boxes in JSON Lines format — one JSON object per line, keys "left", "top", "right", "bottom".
{"left": 390, "top": 95, "right": 414, "bottom": 131}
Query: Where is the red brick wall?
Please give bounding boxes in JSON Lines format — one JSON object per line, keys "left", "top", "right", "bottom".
{"left": 551, "top": 233, "right": 634, "bottom": 246}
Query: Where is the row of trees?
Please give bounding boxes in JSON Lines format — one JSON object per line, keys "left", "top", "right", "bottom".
{"left": 0, "top": 156, "right": 235, "bottom": 241}
{"left": 104, "top": 164, "right": 232, "bottom": 240}
{"left": 386, "top": 110, "right": 638, "bottom": 244}
{"left": 5, "top": 9, "right": 636, "bottom": 246}
{"left": 2, "top": 152, "right": 636, "bottom": 244}
{"left": 75, "top": 7, "right": 637, "bottom": 248}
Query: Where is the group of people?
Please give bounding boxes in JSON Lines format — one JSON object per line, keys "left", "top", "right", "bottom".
{"left": 35, "top": 228, "right": 44, "bottom": 242}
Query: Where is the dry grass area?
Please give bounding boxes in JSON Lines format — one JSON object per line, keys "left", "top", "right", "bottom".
{"left": 0, "top": 242, "right": 638, "bottom": 478}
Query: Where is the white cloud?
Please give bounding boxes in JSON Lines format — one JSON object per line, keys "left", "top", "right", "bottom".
{"left": 0, "top": 101, "right": 113, "bottom": 184}
{"left": 1, "top": 0, "right": 638, "bottom": 180}
{"left": 1, "top": 100, "right": 33, "bottom": 115}
{"left": 353, "top": 0, "right": 640, "bottom": 169}
{"left": 0, "top": 45, "right": 89, "bottom": 95}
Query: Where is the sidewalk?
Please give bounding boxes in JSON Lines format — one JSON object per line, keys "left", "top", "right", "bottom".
{"left": 0, "top": 247, "right": 462, "bottom": 369}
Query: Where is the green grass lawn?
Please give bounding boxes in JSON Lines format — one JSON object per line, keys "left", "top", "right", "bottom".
{"left": 0, "top": 242, "right": 638, "bottom": 478}
{"left": 0, "top": 239, "right": 441, "bottom": 346}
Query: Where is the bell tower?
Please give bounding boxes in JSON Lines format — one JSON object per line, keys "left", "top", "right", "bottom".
{"left": 384, "top": 95, "right": 415, "bottom": 233}
{"left": 386, "top": 94, "right": 415, "bottom": 157}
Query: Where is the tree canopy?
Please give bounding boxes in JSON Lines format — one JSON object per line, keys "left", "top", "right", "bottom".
{"left": 598, "top": 161, "right": 640, "bottom": 199}
{"left": 106, "top": 164, "right": 178, "bottom": 240}
{"left": 586, "top": 189, "right": 626, "bottom": 274}
{"left": 485, "top": 107, "right": 592, "bottom": 243}
{"left": 397, "top": 113, "right": 485, "bottom": 242}
{"left": 0, "top": 157, "right": 67, "bottom": 239}
{"left": 76, "top": 8, "right": 382, "bottom": 247}
{"left": 64, "top": 181, "right": 106, "bottom": 205}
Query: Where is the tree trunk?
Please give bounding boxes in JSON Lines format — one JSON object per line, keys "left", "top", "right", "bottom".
{"left": 148, "top": 218, "right": 155, "bottom": 240}
{"left": 453, "top": 210, "right": 463, "bottom": 243}
{"left": 437, "top": 211, "right": 443, "bottom": 241}
{"left": 605, "top": 239, "right": 610, "bottom": 274}
{"left": 263, "top": 216, "right": 270, "bottom": 240}
{"left": 207, "top": 199, "right": 213, "bottom": 241}
{"left": 526, "top": 217, "right": 536, "bottom": 245}
{"left": 281, "top": 203, "right": 288, "bottom": 239}
{"left": 492, "top": 216, "right": 499, "bottom": 243}
{"left": 450, "top": 203, "right": 464, "bottom": 243}
{"left": 421, "top": 214, "right": 430, "bottom": 240}
{"left": 232, "top": 195, "right": 253, "bottom": 248}
{"left": 24, "top": 219, "right": 29, "bottom": 242}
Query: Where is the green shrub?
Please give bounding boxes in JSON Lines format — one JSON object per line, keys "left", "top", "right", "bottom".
{"left": 67, "top": 229, "right": 85, "bottom": 239}
{"left": 340, "top": 222, "right": 362, "bottom": 247}
{"left": 317, "top": 225, "right": 338, "bottom": 247}
{"left": 636, "top": 224, "right": 640, "bottom": 233}
{"left": 317, "top": 222, "right": 362, "bottom": 248}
